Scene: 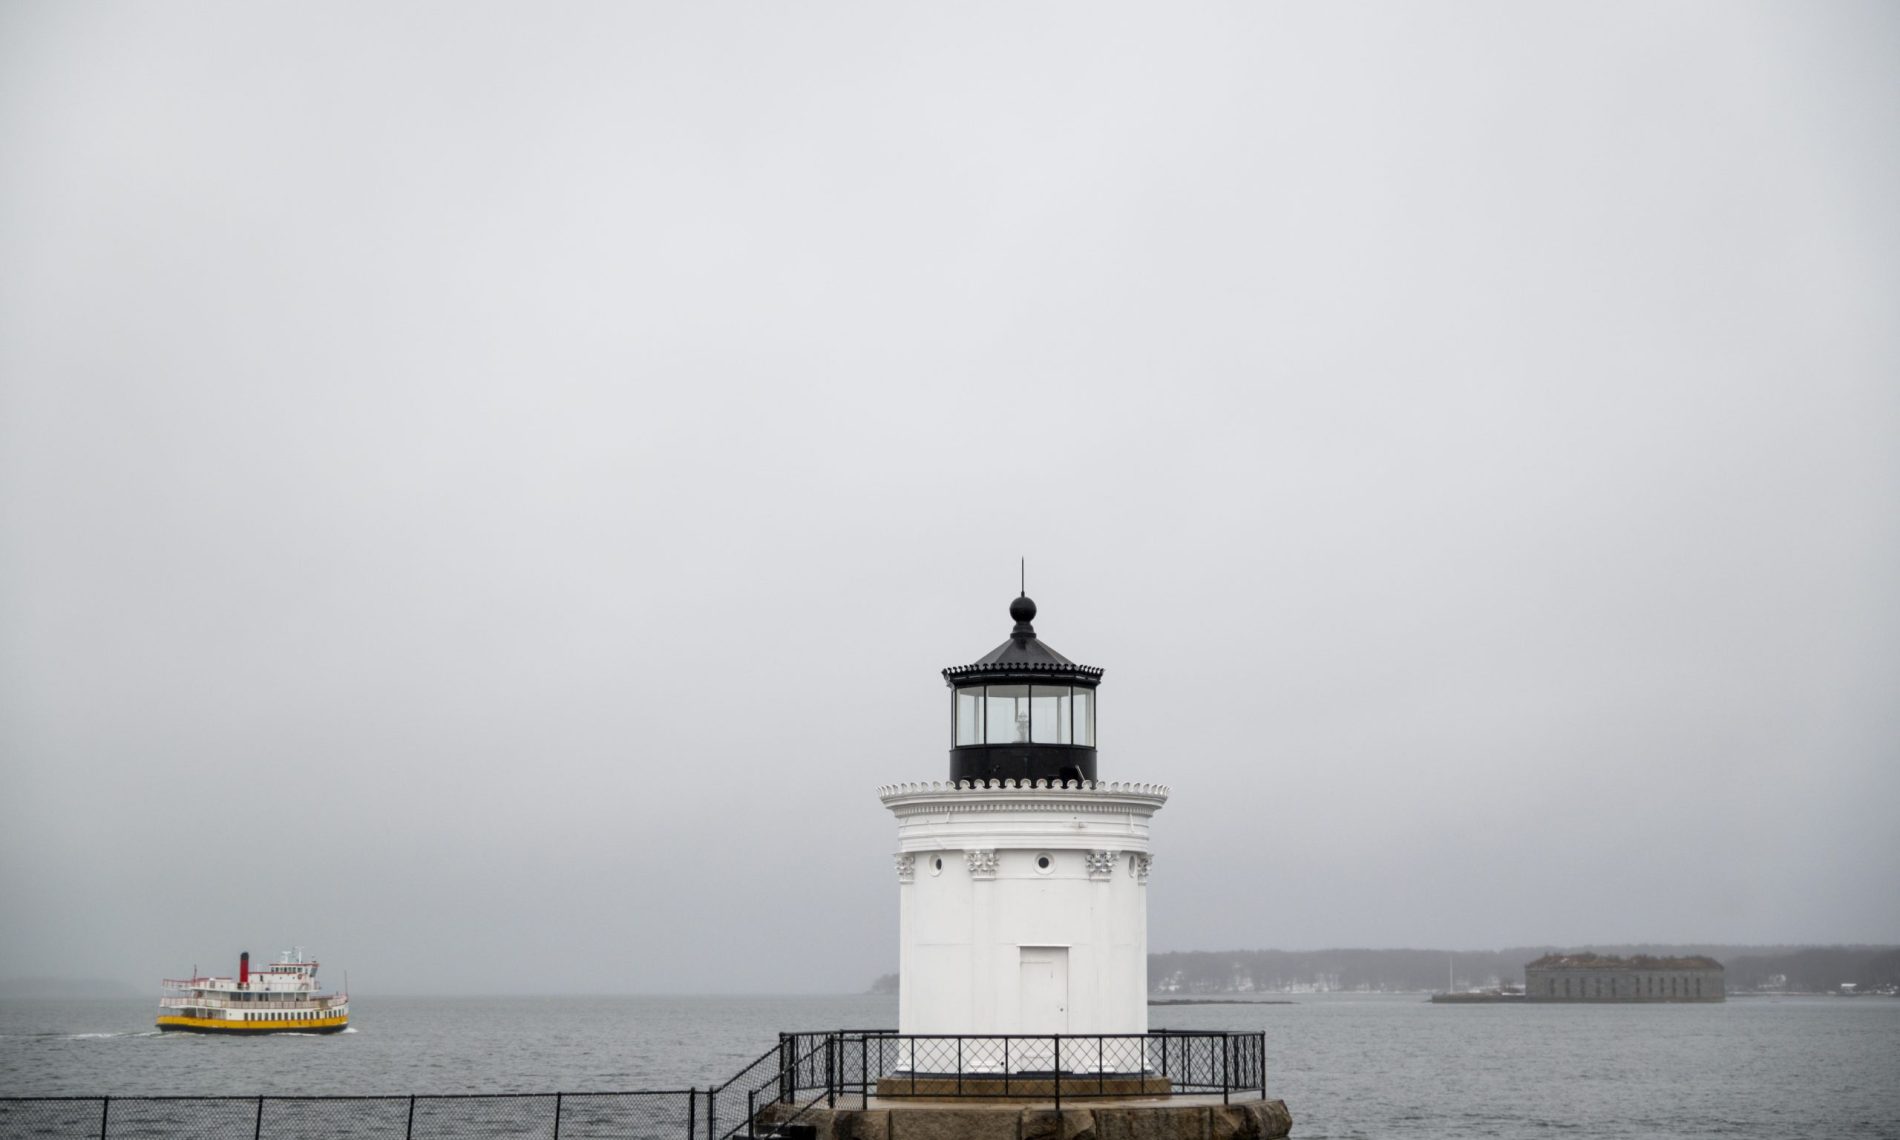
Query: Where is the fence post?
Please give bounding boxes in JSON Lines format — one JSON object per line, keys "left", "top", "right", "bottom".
{"left": 1053, "top": 1036, "right": 1061, "bottom": 1116}
{"left": 1221, "top": 1035, "right": 1230, "bottom": 1105}
{"left": 826, "top": 1032, "right": 837, "bottom": 1108}
{"left": 553, "top": 1092, "right": 563, "bottom": 1140}
{"left": 1259, "top": 1034, "right": 1267, "bottom": 1101}
{"left": 98, "top": 1096, "right": 109, "bottom": 1140}
{"left": 405, "top": 1095, "right": 415, "bottom": 1140}
{"left": 253, "top": 1096, "right": 264, "bottom": 1140}
{"left": 746, "top": 1090, "right": 756, "bottom": 1140}
{"left": 706, "top": 1088, "right": 715, "bottom": 1140}
{"left": 688, "top": 1088, "right": 697, "bottom": 1140}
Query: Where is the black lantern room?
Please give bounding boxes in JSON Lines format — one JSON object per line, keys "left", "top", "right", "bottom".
{"left": 942, "top": 595, "right": 1102, "bottom": 785}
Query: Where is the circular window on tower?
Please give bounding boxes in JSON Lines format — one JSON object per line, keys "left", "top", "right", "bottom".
{"left": 931, "top": 856, "right": 944, "bottom": 876}
{"left": 1035, "top": 853, "right": 1054, "bottom": 874}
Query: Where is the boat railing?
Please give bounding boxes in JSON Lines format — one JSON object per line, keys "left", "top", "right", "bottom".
{"left": 161, "top": 979, "right": 326, "bottom": 992}
{"left": 158, "top": 997, "right": 346, "bottom": 1011}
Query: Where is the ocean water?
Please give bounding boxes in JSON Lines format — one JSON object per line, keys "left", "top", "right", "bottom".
{"left": 3, "top": 993, "right": 1897, "bottom": 1139}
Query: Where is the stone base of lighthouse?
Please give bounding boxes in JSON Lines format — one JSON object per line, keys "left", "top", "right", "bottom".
{"left": 754, "top": 1097, "right": 1294, "bottom": 1140}
{"left": 872, "top": 1074, "right": 1173, "bottom": 1098}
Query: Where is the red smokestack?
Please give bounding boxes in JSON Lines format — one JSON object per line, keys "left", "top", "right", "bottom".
{"left": 239, "top": 951, "right": 250, "bottom": 987}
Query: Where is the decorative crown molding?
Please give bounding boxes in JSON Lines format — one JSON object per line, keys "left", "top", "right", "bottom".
{"left": 1085, "top": 850, "right": 1118, "bottom": 879}
{"left": 965, "top": 849, "right": 998, "bottom": 879}
{"left": 878, "top": 778, "right": 1170, "bottom": 800}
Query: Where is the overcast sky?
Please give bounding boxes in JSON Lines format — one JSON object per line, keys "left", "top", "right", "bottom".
{"left": 2, "top": 3, "right": 1896, "bottom": 995}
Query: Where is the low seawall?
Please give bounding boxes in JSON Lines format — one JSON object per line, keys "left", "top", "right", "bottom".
{"left": 757, "top": 1099, "right": 1294, "bottom": 1140}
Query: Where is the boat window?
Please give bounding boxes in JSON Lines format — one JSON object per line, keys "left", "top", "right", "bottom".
{"left": 1073, "top": 687, "right": 1094, "bottom": 747}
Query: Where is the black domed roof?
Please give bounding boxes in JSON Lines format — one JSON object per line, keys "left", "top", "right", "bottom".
{"left": 942, "top": 595, "right": 1103, "bottom": 686}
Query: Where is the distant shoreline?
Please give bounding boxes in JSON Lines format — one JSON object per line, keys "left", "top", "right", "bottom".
{"left": 1149, "top": 998, "right": 1295, "bottom": 1006}
{"left": 0, "top": 979, "right": 139, "bottom": 1000}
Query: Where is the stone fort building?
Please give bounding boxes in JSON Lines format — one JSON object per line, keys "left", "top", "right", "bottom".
{"left": 1525, "top": 953, "right": 1725, "bottom": 1001}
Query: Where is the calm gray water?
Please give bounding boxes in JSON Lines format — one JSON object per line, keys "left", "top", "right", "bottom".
{"left": 3, "top": 994, "right": 1897, "bottom": 1139}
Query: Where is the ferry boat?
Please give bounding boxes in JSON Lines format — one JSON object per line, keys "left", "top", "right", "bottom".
{"left": 157, "top": 949, "right": 349, "bottom": 1034}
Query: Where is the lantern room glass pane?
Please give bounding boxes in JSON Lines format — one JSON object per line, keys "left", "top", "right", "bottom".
{"left": 956, "top": 687, "right": 983, "bottom": 746}
{"left": 1073, "top": 688, "right": 1094, "bottom": 746}
{"left": 984, "top": 685, "right": 1030, "bottom": 744}
{"left": 1030, "top": 686, "right": 1072, "bottom": 744}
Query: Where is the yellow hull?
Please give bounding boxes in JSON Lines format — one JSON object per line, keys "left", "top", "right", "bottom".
{"left": 156, "top": 1013, "right": 348, "bottom": 1034}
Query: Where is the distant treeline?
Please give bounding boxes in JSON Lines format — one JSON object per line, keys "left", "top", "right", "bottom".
{"left": 1724, "top": 946, "right": 1900, "bottom": 992}
{"left": 1147, "top": 945, "right": 1900, "bottom": 993}
{"left": 0, "top": 977, "right": 139, "bottom": 999}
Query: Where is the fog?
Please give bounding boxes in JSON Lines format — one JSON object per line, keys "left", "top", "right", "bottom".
{"left": 2, "top": 3, "right": 1895, "bottom": 995}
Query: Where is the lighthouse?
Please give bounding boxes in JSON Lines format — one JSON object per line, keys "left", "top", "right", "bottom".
{"left": 881, "top": 593, "right": 1167, "bottom": 1041}
{"left": 745, "top": 590, "right": 1284, "bottom": 1137}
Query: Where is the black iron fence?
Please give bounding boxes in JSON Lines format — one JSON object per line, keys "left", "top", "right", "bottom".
{"left": 828, "top": 1031, "right": 1265, "bottom": 1111}
{"left": 0, "top": 1091, "right": 696, "bottom": 1140}
{"left": 1, "top": 1030, "right": 1265, "bottom": 1140}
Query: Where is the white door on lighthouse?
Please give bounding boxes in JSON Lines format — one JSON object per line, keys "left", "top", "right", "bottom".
{"left": 1018, "top": 946, "right": 1070, "bottom": 1036}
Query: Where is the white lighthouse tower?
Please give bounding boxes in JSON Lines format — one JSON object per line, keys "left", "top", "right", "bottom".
{"left": 881, "top": 594, "right": 1167, "bottom": 1041}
